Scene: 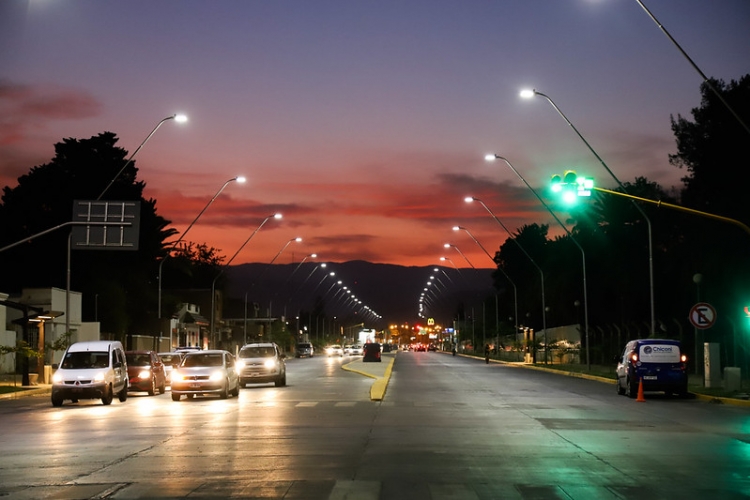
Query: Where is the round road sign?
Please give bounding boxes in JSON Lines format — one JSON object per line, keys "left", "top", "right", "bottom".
{"left": 689, "top": 302, "right": 716, "bottom": 330}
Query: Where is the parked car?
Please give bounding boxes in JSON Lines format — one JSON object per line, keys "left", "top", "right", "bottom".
{"left": 170, "top": 350, "right": 240, "bottom": 401}
{"left": 157, "top": 352, "right": 184, "bottom": 383}
{"left": 125, "top": 350, "right": 167, "bottom": 395}
{"left": 326, "top": 344, "right": 344, "bottom": 357}
{"left": 362, "top": 342, "right": 382, "bottom": 363}
{"left": 616, "top": 339, "right": 688, "bottom": 398}
{"left": 295, "top": 342, "right": 314, "bottom": 358}
{"left": 236, "top": 342, "right": 286, "bottom": 387}
{"left": 349, "top": 344, "right": 363, "bottom": 356}
{"left": 51, "top": 340, "right": 129, "bottom": 407}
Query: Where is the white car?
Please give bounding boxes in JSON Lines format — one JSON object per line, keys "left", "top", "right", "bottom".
{"left": 326, "top": 345, "right": 344, "bottom": 357}
{"left": 349, "top": 344, "right": 363, "bottom": 356}
{"left": 343, "top": 345, "right": 353, "bottom": 355}
{"left": 171, "top": 350, "right": 240, "bottom": 401}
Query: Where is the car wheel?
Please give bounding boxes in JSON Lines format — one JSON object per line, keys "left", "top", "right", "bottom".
{"left": 232, "top": 381, "right": 240, "bottom": 397}
{"left": 616, "top": 380, "right": 625, "bottom": 395}
{"left": 171, "top": 393, "right": 181, "bottom": 402}
{"left": 118, "top": 384, "right": 128, "bottom": 402}
{"left": 71, "top": 399, "right": 79, "bottom": 403}
{"left": 626, "top": 377, "right": 638, "bottom": 399}
{"left": 239, "top": 378, "right": 246, "bottom": 388}
{"left": 51, "top": 393, "right": 63, "bottom": 407}
{"left": 148, "top": 377, "right": 155, "bottom": 396}
{"left": 219, "top": 381, "right": 228, "bottom": 399}
{"left": 101, "top": 385, "right": 113, "bottom": 405}
{"left": 159, "top": 381, "right": 166, "bottom": 395}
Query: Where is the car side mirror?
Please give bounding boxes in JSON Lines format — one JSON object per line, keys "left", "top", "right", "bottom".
{"left": 113, "top": 361, "right": 122, "bottom": 368}
{"left": 52, "top": 363, "right": 59, "bottom": 370}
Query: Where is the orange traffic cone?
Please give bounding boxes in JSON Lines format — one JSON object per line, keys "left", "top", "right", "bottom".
{"left": 636, "top": 377, "right": 646, "bottom": 402}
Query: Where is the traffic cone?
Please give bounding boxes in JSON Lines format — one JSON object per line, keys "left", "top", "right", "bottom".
{"left": 636, "top": 377, "right": 646, "bottom": 402}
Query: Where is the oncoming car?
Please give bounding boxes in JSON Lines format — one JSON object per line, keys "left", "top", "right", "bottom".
{"left": 326, "top": 344, "right": 344, "bottom": 357}
{"left": 295, "top": 342, "right": 314, "bottom": 358}
{"left": 51, "top": 341, "right": 129, "bottom": 407}
{"left": 237, "top": 342, "right": 287, "bottom": 387}
{"left": 616, "top": 339, "right": 688, "bottom": 398}
{"left": 125, "top": 350, "right": 167, "bottom": 396}
{"left": 170, "top": 350, "right": 240, "bottom": 401}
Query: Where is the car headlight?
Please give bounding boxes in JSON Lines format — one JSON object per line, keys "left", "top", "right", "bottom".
{"left": 264, "top": 359, "right": 277, "bottom": 369}
{"left": 236, "top": 360, "right": 246, "bottom": 369}
{"left": 171, "top": 371, "right": 182, "bottom": 382}
{"left": 93, "top": 372, "right": 106, "bottom": 383}
{"left": 138, "top": 369, "right": 151, "bottom": 379}
{"left": 52, "top": 372, "right": 63, "bottom": 384}
{"left": 209, "top": 371, "right": 223, "bottom": 382}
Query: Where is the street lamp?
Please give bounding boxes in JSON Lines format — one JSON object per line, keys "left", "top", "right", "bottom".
{"left": 632, "top": 0, "right": 749, "bottom": 136}
{"left": 158, "top": 176, "right": 246, "bottom": 336}
{"left": 443, "top": 243, "right": 475, "bottom": 269}
{"left": 97, "top": 113, "right": 188, "bottom": 200}
{"left": 485, "top": 154, "right": 589, "bottom": 368}
{"left": 520, "top": 88, "right": 655, "bottom": 336}
{"left": 453, "top": 225, "right": 518, "bottom": 339}
{"left": 210, "top": 213, "right": 282, "bottom": 348}
{"left": 464, "top": 196, "right": 546, "bottom": 351}
{"left": 256, "top": 236, "right": 302, "bottom": 318}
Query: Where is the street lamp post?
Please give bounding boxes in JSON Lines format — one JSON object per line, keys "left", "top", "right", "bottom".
{"left": 521, "top": 88, "right": 655, "bottom": 336}
{"left": 633, "top": 0, "right": 750, "bottom": 136}
{"left": 158, "top": 176, "right": 246, "bottom": 346}
{"left": 210, "top": 213, "right": 282, "bottom": 349}
{"left": 465, "top": 196, "right": 546, "bottom": 354}
{"left": 97, "top": 114, "right": 188, "bottom": 200}
{"left": 486, "top": 154, "right": 590, "bottom": 368}
{"left": 453, "top": 225, "right": 519, "bottom": 341}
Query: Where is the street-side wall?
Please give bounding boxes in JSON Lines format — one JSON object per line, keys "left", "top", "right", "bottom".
{"left": 0, "top": 330, "right": 15, "bottom": 373}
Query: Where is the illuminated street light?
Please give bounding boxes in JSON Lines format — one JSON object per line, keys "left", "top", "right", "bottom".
{"left": 486, "top": 154, "right": 589, "bottom": 368}
{"left": 97, "top": 113, "right": 188, "bottom": 200}
{"left": 210, "top": 213, "right": 282, "bottom": 348}
{"left": 465, "top": 196, "right": 545, "bottom": 341}
{"left": 158, "top": 176, "right": 246, "bottom": 331}
{"left": 443, "top": 243, "right": 475, "bottom": 269}
{"left": 520, "top": 88, "right": 655, "bottom": 336}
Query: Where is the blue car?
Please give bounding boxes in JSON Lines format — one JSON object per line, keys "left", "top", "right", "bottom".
{"left": 616, "top": 339, "right": 688, "bottom": 398}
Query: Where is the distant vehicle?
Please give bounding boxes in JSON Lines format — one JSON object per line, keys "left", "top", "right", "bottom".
{"left": 349, "top": 344, "right": 363, "bottom": 356}
{"left": 174, "top": 346, "right": 201, "bottom": 353}
{"left": 51, "top": 340, "right": 129, "bottom": 407}
{"left": 295, "top": 342, "right": 314, "bottom": 358}
{"left": 616, "top": 339, "right": 688, "bottom": 398}
{"left": 157, "top": 352, "right": 184, "bottom": 383}
{"left": 427, "top": 344, "right": 437, "bottom": 352}
{"left": 343, "top": 345, "right": 353, "bottom": 355}
{"left": 326, "top": 344, "right": 344, "bottom": 357}
{"left": 237, "top": 342, "right": 286, "bottom": 387}
{"left": 171, "top": 350, "right": 240, "bottom": 401}
{"left": 363, "top": 343, "right": 382, "bottom": 363}
{"left": 125, "top": 350, "right": 167, "bottom": 396}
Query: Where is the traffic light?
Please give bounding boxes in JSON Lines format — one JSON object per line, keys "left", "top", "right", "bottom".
{"left": 550, "top": 170, "right": 593, "bottom": 204}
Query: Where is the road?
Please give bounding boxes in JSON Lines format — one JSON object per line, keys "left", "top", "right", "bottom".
{"left": 1, "top": 351, "right": 749, "bottom": 499}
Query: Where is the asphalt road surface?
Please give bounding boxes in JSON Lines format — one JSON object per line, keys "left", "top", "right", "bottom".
{"left": 1, "top": 351, "right": 749, "bottom": 499}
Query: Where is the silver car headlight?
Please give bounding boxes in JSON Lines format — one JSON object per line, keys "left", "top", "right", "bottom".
{"left": 209, "top": 371, "right": 224, "bottom": 382}
{"left": 264, "top": 359, "right": 277, "bottom": 369}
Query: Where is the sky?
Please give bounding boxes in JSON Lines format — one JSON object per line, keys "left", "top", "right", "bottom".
{"left": 2, "top": 0, "right": 749, "bottom": 270}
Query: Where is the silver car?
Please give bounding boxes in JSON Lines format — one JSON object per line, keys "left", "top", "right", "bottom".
{"left": 170, "top": 350, "right": 240, "bottom": 401}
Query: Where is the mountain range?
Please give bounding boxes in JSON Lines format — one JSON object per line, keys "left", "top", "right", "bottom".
{"left": 225, "top": 260, "right": 496, "bottom": 327}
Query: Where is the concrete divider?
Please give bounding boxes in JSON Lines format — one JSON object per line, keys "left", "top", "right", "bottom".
{"left": 342, "top": 353, "right": 396, "bottom": 401}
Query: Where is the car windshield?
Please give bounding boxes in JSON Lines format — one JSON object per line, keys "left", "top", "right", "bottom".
{"left": 159, "top": 354, "right": 180, "bottom": 364}
{"left": 182, "top": 353, "right": 224, "bottom": 367}
{"left": 240, "top": 347, "right": 275, "bottom": 358}
{"left": 297, "top": 344, "right": 311, "bottom": 349}
{"left": 61, "top": 351, "right": 109, "bottom": 369}
{"left": 126, "top": 354, "right": 151, "bottom": 366}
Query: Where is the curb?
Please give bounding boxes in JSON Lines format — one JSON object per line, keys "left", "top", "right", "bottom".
{"left": 0, "top": 385, "right": 51, "bottom": 400}
{"left": 341, "top": 355, "right": 395, "bottom": 401}
{"left": 446, "top": 351, "right": 750, "bottom": 408}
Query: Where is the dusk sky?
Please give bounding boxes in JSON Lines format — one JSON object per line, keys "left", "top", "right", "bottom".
{"left": 2, "top": 0, "right": 749, "bottom": 269}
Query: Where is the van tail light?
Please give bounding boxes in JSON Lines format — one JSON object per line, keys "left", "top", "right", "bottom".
{"left": 630, "top": 353, "right": 638, "bottom": 363}
{"left": 681, "top": 354, "right": 687, "bottom": 363}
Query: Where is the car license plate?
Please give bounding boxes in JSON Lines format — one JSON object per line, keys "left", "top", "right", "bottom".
{"left": 643, "top": 375, "right": 657, "bottom": 380}
{"left": 190, "top": 383, "right": 201, "bottom": 389}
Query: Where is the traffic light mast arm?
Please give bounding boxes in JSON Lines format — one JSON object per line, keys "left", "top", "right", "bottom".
{"left": 593, "top": 186, "right": 750, "bottom": 236}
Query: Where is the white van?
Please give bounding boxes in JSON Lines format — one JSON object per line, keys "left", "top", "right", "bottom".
{"left": 51, "top": 341, "right": 129, "bottom": 406}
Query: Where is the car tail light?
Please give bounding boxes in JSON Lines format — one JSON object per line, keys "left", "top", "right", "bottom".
{"left": 681, "top": 354, "right": 687, "bottom": 363}
{"left": 630, "top": 353, "right": 638, "bottom": 363}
